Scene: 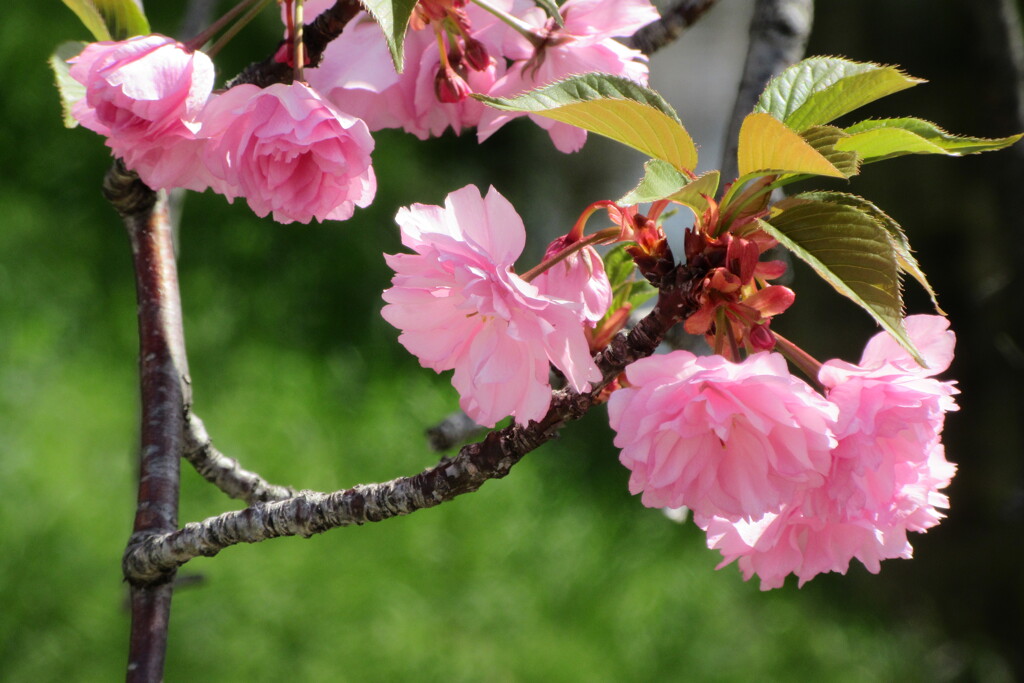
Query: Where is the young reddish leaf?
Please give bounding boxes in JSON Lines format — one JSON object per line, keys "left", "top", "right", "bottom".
{"left": 759, "top": 200, "right": 922, "bottom": 363}
{"left": 782, "top": 191, "right": 944, "bottom": 314}
{"left": 755, "top": 57, "right": 923, "bottom": 131}
{"left": 476, "top": 74, "right": 699, "bottom": 172}
{"left": 362, "top": 0, "right": 418, "bottom": 72}
{"left": 737, "top": 113, "right": 846, "bottom": 179}
{"left": 837, "top": 117, "right": 1024, "bottom": 162}
{"left": 50, "top": 42, "right": 88, "bottom": 129}
{"left": 62, "top": 0, "right": 150, "bottom": 41}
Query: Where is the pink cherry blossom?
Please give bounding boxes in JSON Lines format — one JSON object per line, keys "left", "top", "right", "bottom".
{"left": 477, "top": 0, "right": 659, "bottom": 152}
{"left": 607, "top": 351, "right": 838, "bottom": 520}
{"left": 381, "top": 185, "right": 602, "bottom": 427}
{"left": 699, "top": 315, "right": 958, "bottom": 589}
{"left": 307, "top": 2, "right": 515, "bottom": 139}
{"left": 531, "top": 235, "right": 612, "bottom": 326}
{"left": 69, "top": 34, "right": 214, "bottom": 191}
{"left": 198, "top": 82, "right": 376, "bottom": 224}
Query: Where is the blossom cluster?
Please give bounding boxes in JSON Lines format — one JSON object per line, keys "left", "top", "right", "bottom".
{"left": 69, "top": 35, "right": 375, "bottom": 223}
{"left": 380, "top": 182, "right": 958, "bottom": 589}
{"left": 68, "top": 0, "right": 658, "bottom": 222}
{"left": 609, "top": 316, "right": 958, "bottom": 589}
{"left": 304, "top": 0, "right": 658, "bottom": 152}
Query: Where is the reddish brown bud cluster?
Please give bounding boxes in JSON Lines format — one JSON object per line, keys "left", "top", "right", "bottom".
{"left": 683, "top": 229, "right": 792, "bottom": 358}
{"left": 413, "top": 0, "right": 494, "bottom": 103}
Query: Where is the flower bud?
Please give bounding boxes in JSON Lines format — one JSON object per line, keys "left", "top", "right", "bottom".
{"left": 434, "top": 65, "right": 471, "bottom": 103}
{"left": 463, "top": 36, "right": 491, "bottom": 71}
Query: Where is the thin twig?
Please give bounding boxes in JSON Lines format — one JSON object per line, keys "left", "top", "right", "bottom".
{"left": 179, "top": 0, "right": 220, "bottom": 41}
{"left": 226, "top": 0, "right": 362, "bottom": 88}
{"left": 105, "top": 161, "right": 191, "bottom": 681}
{"left": 628, "top": 0, "right": 722, "bottom": 56}
{"left": 122, "top": 263, "right": 706, "bottom": 584}
{"left": 184, "top": 412, "right": 298, "bottom": 504}
{"left": 719, "top": 0, "right": 814, "bottom": 184}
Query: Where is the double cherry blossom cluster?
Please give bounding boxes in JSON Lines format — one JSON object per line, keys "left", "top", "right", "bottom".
{"left": 382, "top": 184, "right": 958, "bottom": 590}
{"left": 68, "top": 0, "right": 657, "bottom": 223}
{"left": 67, "top": 0, "right": 958, "bottom": 589}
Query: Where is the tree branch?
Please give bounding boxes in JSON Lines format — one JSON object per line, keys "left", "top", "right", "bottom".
{"left": 184, "top": 412, "right": 298, "bottom": 504}
{"left": 105, "top": 161, "right": 191, "bottom": 682}
{"left": 122, "top": 263, "right": 705, "bottom": 584}
{"left": 719, "top": 0, "right": 814, "bottom": 183}
{"left": 628, "top": 0, "right": 722, "bottom": 56}
{"left": 226, "top": 0, "right": 363, "bottom": 88}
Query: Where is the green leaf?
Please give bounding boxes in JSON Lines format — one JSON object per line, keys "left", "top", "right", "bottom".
{"left": 476, "top": 73, "right": 699, "bottom": 172}
{"left": 668, "top": 172, "right": 720, "bottom": 215}
{"left": 604, "top": 245, "right": 656, "bottom": 316}
{"left": 837, "top": 117, "right": 1024, "bottom": 162}
{"left": 759, "top": 200, "right": 921, "bottom": 363}
{"left": 801, "top": 125, "right": 861, "bottom": 178}
{"left": 532, "top": 0, "right": 564, "bottom": 27}
{"left": 50, "top": 42, "right": 88, "bottom": 129}
{"left": 783, "top": 191, "right": 944, "bottom": 314}
{"left": 737, "top": 112, "right": 845, "bottom": 178}
{"left": 754, "top": 57, "right": 923, "bottom": 131}
{"left": 618, "top": 159, "right": 689, "bottom": 205}
{"left": 617, "top": 161, "right": 720, "bottom": 215}
{"left": 62, "top": 0, "right": 150, "bottom": 41}
{"left": 362, "top": 0, "right": 418, "bottom": 72}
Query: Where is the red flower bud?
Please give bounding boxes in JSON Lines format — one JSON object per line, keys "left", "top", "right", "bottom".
{"left": 434, "top": 65, "right": 471, "bottom": 103}
{"left": 463, "top": 36, "right": 491, "bottom": 71}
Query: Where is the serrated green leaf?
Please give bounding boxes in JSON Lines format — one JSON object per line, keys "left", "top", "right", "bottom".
{"left": 837, "top": 117, "right": 1023, "bottom": 162}
{"left": 532, "top": 0, "right": 564, "bottom": 27}
{"left": 476, "top": 73, "right": 698, "bottom": 172}
{"left": 62, "top": 0, "right": 150, "bottom": 41}
{"left": 668, "top": 172, "right": 720, "bottom": 215}
{"left": 759, "top": 200, "right": 921, "bottom": 363}
{"left": 62, "top": 0, "right": 112, "bottom": 40}
{"left": 738, "top": 112, "right": 845, "bottom": 178}
{"left": 603, "top": 245, "right": 656, "bottom": 317}
{"left": 362, "top": 0, "right": 418, "bottom": 72}
{"left": 603, "top": 244, "right": 636, "bottom": 288}
{"left": 624, "top": 281, "right": 657, "bottom": 310}
{"left": 782, "top": 191, "right": 943, "bottom": 314}
{"left": 617, "top": 162, "right": 720, "bottom": 217}
{"left": 618, "top": 159, "right": 689, "bottom": 205}
{"left": 801, "top": 125, "right": 861, "bottom": 178}
{"left": 51, "top": 42, "right": 88, "bottom": 129}
{"left": 754, "top": 57, "right": 923, "bottom": 131}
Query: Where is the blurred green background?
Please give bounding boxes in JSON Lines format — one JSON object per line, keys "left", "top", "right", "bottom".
{"left": 1, "top": 1, "right": 1022, "bottom": 680}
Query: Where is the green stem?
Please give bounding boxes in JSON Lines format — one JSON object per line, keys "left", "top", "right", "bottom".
{"left": 184, "top": 0, "right": 263, "bottom": 51}
{"left": 206, "top": 0, "right": 277, "bottom": 60}
{"left": 471, "top": 0, "right": 543, "bottom": 47}
{"left": 294, "top": 0, "right": 305, "bottom": 82}
{"left": 718, "top": 173, "right": 809, "bottom": 235}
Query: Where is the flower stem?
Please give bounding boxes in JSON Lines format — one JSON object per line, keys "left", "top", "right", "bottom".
{"left": 206, "top": 0, "right": 277, "bottom": 60}
{"left": 520, "top": 227, "right": 620, "bottom": 282}
{"left": 294, "top": 0, "right": 305, "bottom": 82}
{"left": 773, "top": 331, "right": 826, "bottom": 392}
{"left": 471, "top": 0, "right": 544, "bottom": 47}
{"left": 184, "top": 0, "right": 263, "bottom": 51}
